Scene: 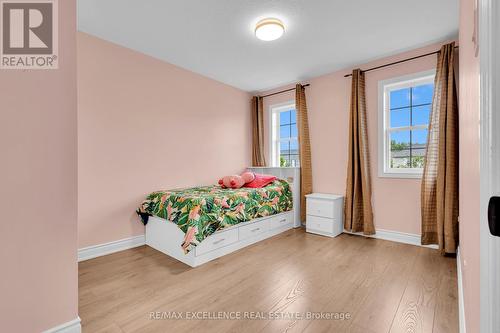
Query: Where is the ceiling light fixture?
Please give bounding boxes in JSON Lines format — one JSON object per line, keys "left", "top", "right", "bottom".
{"left": 255, "top": 18, "right": 285, "bottom": 41}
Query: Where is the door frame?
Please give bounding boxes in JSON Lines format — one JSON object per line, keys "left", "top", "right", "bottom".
{"left": 479, "top": 0, "right": 500, "bottom": 332}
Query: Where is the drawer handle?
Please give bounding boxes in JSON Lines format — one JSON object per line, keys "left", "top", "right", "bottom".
{"left": 251, "top": 228, "right": 261, "bottom": 232}
{"left": 213, "top": 238, "right": 225, "bottom": 245}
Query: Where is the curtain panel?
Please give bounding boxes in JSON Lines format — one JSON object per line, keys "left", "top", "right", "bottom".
{"left": 296, "top": 84, "right": 313, "bottom": 223}
{"left": 344, "top": 69, "right": 375, "bottom": 235}
{"left": 421, "top": 42, "right": 459, "bottom": 254}
{"left": 251, "top": 96, "right": 266, "bottom": 167}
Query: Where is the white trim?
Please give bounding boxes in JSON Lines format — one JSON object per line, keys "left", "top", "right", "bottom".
{"left": 479, "top": 0, "right": 500, "bottom": 332}
{"left": 43, "top": 317, "right": 81, "bottom": 333}
{"left": 377, "top": 69, "right": 436, "bottom": 179}
{"left": 377, "top": 170, "right": 423, "bottom": 179}
{"left": 344, "top": 228, "right": 439, "bottom": 249}
{"left": 78, "top": 235, "right": 145, "bottom": 262}
{"left": 268, "top": 100, "right": 296, "bottom": 167}
{"left": 457, "top": 247, "right": 467, "bottom": 333}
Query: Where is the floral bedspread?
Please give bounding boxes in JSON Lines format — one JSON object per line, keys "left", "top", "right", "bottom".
{"left": 137, "top": 179, "right": 293, "bottom": 253}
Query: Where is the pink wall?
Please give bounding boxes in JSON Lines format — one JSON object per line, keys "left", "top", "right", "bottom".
{"left": 458, "top": 0, "right": 480, "bottom": 331}
{"left": 77, "top": 33, "right": 252, "bottom": 248}
{"left": 0, "top": 1, "right": 78, "bottom": 332}
{"left": 262, "top": 42, "right": 452, "bottom": 235}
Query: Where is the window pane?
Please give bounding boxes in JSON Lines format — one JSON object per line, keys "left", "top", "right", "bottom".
{"left": 289, "top": 154, "right": 300, "bottom": 167}
{"left": 411, "top": 129, "right": 428, "bottom": 148}
{"left": 280, "top": 155, "right": 290, "bottom": 167}
{"left": 280, "top": 141, "right": 290, "bottom": 154}
{"left": 290, "top": 110, "right": 297, "bottom": 124}
{"left": 390, "top": 88, "right": 410, "bottom": 109}
{"left": 412, "top": 105, "right": 431, "bottom": 126}
{"left": 280, "top": 111, "right": 291, "bottom": 125}
{"left": 411, "top": 129, "right": 427, "bottom": 168}
{"left": 280, "top": 125, "right": 290, "bottom": 139}
{"left": 390, "top": 131, "right": 410, "bottom": 168}
{"left": 412, "top": 83, "right": 434, "bottom": 105}
{"left": 390, "top": 107, "right": 410, "bottom": 128}
{"left": 290, "top": 139, "right": 299, "bottom": 155}
{"left": 412, "top": 128, "right": 428, "bottom": 145}
{"left": 291, "top": 124, "right": 298, "bottom": 138}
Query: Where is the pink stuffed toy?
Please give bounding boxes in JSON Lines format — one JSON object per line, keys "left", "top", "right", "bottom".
{"left": 218, "top": 172, "right": 255, "bottom": 189}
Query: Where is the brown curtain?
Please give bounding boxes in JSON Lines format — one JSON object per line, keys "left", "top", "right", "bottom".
{"left": 344, "top": 69, "right": 375, "bottom": 235}
{"left": 251, "top": 96, "right": 266, "bottom": 166}
{"left": 421, "top": 42, "right": 459, "bottom": 254}
{"left": 296, "top": 84, "right": 313, "bottom": 223}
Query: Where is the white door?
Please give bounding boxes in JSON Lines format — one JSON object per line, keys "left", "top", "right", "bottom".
{"left": 480, "top": 1, "right": 500, "bottom": 332}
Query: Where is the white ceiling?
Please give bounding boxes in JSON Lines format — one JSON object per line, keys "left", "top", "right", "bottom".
{"left": 77, "top": 0, "right": 458, "bottom": 92}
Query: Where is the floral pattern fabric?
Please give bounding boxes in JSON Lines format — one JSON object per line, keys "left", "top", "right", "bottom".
{"left": 137, "top": 179, "right": 293, "bottom": 253}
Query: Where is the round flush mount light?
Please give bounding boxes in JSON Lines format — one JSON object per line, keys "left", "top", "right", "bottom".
{"left": 255, "top": 18, "right": 285, "bottom": 41}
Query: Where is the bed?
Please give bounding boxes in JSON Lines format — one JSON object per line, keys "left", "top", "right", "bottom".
{"left": 138, "top": 167, "right": 300, "bottom": 267}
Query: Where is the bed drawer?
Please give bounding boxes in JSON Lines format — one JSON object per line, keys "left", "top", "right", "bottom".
{"left": 269, "top": 213, "right": 293, "bottom": 230}
{"left": 195, "top": 228, "right": 238, "bottom": 256}
{"left": 239, "top": 219, "right": 269, "bottom": 240}
{"left": 306, "top": 198, "right": 334, "bottom": 219}
{"left": 306, "top": 215, "right": 334, "bottom": 234}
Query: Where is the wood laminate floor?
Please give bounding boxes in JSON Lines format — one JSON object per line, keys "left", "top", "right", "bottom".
{"left": 79, "top": 229, "right": 458, "bottom": 333}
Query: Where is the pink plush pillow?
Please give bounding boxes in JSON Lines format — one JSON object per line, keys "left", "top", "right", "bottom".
{"left": 244, "top": 173, "right": 277, "bottom": 188}
{"left": 218, "top": 172, "right": 256, "bottom": 189}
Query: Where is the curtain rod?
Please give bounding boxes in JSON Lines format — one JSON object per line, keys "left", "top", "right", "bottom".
{"left": 259, "top": 84, "right": 310, "bottom": 98}
{"left": 343, "top": 45, "right": 459, "bottom": 78}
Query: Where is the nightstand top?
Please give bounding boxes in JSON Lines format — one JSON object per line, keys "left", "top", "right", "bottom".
{"left": 305, "top": 193, "right": 344, "bottom": 201}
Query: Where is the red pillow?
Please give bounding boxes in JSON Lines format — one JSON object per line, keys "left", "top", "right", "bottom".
{"left": 244, "top": 173, "right": 277, "bottom": 188}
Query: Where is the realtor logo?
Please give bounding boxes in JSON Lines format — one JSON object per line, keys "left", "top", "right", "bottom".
{"left": 1, "top": 0, "right": 58, "bottom": 69}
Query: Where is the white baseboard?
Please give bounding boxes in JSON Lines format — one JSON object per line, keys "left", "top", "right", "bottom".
{"left": 344, "top": 228, "right": 439, "bottom": 249}
{"left": 43, "top": 317, "right": 81, "bottom": 333}
{"left": 78, "top": 235, "right": 145, "bottom": 262}
{"left": 457, "top": 247, "right": 467, "bottom": 333}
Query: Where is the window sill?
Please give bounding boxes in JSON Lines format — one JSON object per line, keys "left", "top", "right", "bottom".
{"left": 378, "top": 172, "right": 422, "bottom": 179}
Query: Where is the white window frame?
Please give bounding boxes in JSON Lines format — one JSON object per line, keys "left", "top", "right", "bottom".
{"left": 269, "top": 101, "right": 297, "bottom": 167}
{"left": 378, "top": 69, "right": 436, "bottom": 179}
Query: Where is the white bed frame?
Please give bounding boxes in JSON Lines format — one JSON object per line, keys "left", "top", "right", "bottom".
{"left": 145, "top": 167, "right": 300, "bottom": 267}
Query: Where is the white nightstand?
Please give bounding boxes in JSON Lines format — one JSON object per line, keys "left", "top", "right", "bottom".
{"left": 305, "top": 193, "right": 344, "bottom": 238}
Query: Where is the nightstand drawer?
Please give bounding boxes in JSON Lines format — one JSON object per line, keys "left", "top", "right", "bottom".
{"left": 306, "top": 215, "right": 334, "bottom": 234}
{"left": 306, "top": 199, "right": 334, "bottom": 218}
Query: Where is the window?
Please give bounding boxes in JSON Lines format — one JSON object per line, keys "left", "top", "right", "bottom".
{"left": 269, "top": 102, "right": 299, "bottom": 167}
{"left": 378, "top": 70, "right": 435, "bottom": 178}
